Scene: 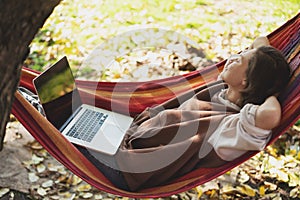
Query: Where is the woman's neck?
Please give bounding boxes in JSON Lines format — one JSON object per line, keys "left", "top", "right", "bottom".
{"left": 226, "top": 87, "right": 242, "bottom": 106}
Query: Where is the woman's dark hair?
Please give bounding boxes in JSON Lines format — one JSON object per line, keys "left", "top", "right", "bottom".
{"left": 240, "top": 46, "right": 290, "bottom": 107}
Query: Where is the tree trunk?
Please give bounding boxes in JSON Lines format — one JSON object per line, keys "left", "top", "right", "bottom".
{"left": 0, "top": 0, "right": 61, "bottom": 150}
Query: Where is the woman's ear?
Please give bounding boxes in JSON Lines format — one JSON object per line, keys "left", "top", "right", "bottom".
{"left": 242, "top": 79, "right": 247, "bottom": 86}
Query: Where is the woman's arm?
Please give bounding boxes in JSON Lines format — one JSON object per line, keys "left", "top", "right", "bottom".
{"left": 255, "top": 96, "right": 281, "bottom": 130}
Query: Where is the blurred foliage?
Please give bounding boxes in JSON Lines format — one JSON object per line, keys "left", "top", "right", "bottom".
{"left": 24, "top": 0, "right": 299, "bottom": 72}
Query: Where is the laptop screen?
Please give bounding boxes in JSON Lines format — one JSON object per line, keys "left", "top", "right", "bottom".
{"left": 33, "top": 57, "right": 82, "bottom": 129}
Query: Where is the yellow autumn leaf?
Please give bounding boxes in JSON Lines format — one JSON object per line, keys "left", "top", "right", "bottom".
{"left": 289, "top": 173, "right": 300, "bottom": 187}
{"left": 236, "top": 185, "right": 256, "bottom": 197}
{"left": 259, "top": 185, "right": 265, "bottom": 196}
{"left": 76, "top": 184, "right": 92, "bottom": 192}
{"left": 58, "top": 191, "right": 76, "bottom": 199}
{"left": 289, "top": 149, "right": 297, "bottom": 156}
{"left": 70, "top": 175, "right": 82, "bottom": 186}
{"left": 195, "top": 186, "right": 203, "bottom": 199}
{"left": 209, "top": 189, "right": 217, "bottom": 198}
{"left": 266, "top": 146, "right": 278, "bottom": 157}
{"left": 115, "top": 57, "right": 123, "bottom": 62}
{"left": 114, "top": 73, "right": 121, "bottom": 79}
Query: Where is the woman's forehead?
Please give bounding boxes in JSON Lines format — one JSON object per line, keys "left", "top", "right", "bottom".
{"left": 240, "top": 48, "right": 256, "bottom": 61}
{"left": 241, "top": 48, "right": 256, "bottom": 57}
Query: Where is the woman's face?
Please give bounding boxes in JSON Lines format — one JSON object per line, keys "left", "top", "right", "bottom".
{"left": 220, "top": 49, "right": 256, "bottom": 89}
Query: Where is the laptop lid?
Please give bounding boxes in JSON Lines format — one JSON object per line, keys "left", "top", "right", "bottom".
{"left": 33, "top": 57, "right": 82, "bottom": 129}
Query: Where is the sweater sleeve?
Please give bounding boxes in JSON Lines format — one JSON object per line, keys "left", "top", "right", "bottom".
{"left": 207, "top": 103, "right": 272, "bottom": 161}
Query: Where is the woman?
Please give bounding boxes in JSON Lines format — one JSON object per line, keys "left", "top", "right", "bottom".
{"left": 80, "top": 36, "right": 290, "bottom": 191}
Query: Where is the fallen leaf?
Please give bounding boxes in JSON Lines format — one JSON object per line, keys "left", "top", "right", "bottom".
{"left": 293, "top": 124, "right": 300, "bottom": 132}
{"left": 81, "top": 192, "right": 93, "bottom": 199}
{"left": 200, "top": 180, "right": 219, "bottom": 192}
{"left": 55, "top": 174, "right": 68, "bottom": 183}
{"left": 288, "top": 172, "right": 300, "bottom": 187}
{"left": 238, "top": 171, "right": 250, "bottom": 183}
{"left": 76, "top": 184, "right": 92, "bottom": 192}
{"left": 276, "top": 169, "right": 289, "bottom": 182}
{"left": 37, "top": 187, "right": 47, "bottom": 196}
{"left": 0, "top": 188, "right": 10, "bottom": 198}
{"left": 57, "top": 167, "right": 67, "bottom": 175}
{"left": 259, "top": 185, "right": 265, "bottom": 196}
{"left": 49, "top": 195, "right": 60, "bottom": 200}
{"left": 42, "top": 180, "right": 54, "bottom": 188}
{"left": 236, "top": 184, "right": 256, "bottom": 197}
{"left": 221, "top": 184, "right": 237, "bottom": 194}
{"left": 195, "top": 186, "right": 203, "bottom": 199}
{"left": 22, "top": 160, "right": 32, "bottom": 169}
{"left": 94, "top": 194, "right": 103, "bottom": 199}
{"left": 269, "top": 155, "right": 284, "bottom": 168}
{"left": 289, "top": 149, "right": 297, "bottom": 156}
{"left": 207, "top": 189, "right": 217, "bottom": 198}
{"left": 30, "top": 141, "right": 43, "bottom": 150}
{"left": 264, "top": 193, "right": 281, "bottom": 199}
{"left": 70, "top": 175, "right": 82, "bottom": 186}
{"left": 37, "top": 163, "right": 46, "bottom": 173}
{"left": 37, "top": 149, "right": 49, "bottom": 157}
{"left": 289, "top": 187, "right": 300, "bottom": 198}
{"left": 31, "top": 154, "right": 44, "bottom": 165}
{"left": 285, "top": 161, "right": 297, "bottom": 168}
{"left": 28, "top": 172, "right": 39, "bottom": 182}
{"left": 264, "top": 181, "right": 277, "bottom": 191}
{"left": 57, "top": 191, "right": 76, "bottom": 200}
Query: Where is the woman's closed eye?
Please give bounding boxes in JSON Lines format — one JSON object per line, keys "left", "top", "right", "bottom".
{"left": 228, "top": 55, "right": 242, "bottom": 64}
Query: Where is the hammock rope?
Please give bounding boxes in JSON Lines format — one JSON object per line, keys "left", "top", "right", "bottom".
{"left": 12, "top": 13, "right": 300, "bottom": 198}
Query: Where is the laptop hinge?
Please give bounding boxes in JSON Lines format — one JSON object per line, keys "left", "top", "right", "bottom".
{"left": 59, "top": 107, "right": 83, "bottom": 132}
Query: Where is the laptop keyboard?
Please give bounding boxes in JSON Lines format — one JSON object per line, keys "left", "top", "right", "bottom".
{"left": 66, "top": 109, "right": 108, "bottom": 142}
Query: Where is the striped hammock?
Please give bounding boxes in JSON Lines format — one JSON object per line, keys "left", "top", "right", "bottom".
{"left": 12, "top": 13, "right": 299, "bottom": 198}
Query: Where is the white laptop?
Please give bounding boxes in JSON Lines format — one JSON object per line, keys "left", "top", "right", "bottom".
{"left": 33, "top": 56, "right": 133, "bottom": 155}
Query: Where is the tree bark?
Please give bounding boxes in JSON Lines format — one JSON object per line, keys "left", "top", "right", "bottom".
{"left": 0, "top": 0, "right": 61, "bottom": 150}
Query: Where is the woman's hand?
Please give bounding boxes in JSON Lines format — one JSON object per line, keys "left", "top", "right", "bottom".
{"left": 249, "top": 36, "right": 270, "bottom": 49}
{"left": 255, "top": 96, "right": 281, "bottom": 130}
